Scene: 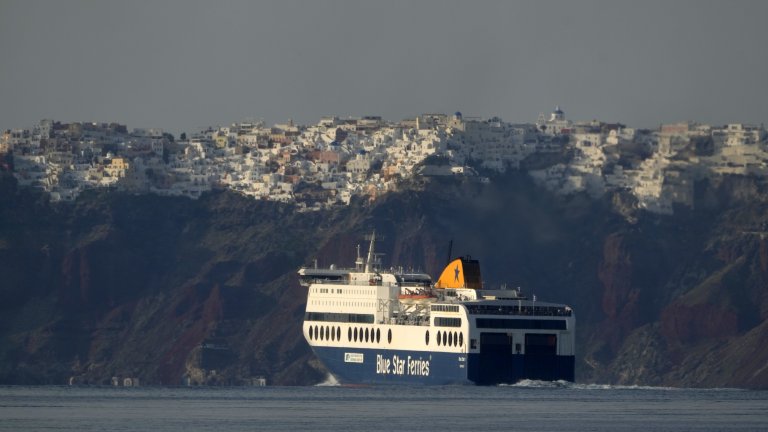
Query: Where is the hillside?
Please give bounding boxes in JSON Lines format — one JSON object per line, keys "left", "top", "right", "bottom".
{"left": 1, "top": 173, "right": 767, "bottom": 388}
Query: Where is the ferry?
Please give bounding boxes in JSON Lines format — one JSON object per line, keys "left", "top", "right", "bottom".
{"left": 300, "top": 233, "right": 575, "bottom": 385}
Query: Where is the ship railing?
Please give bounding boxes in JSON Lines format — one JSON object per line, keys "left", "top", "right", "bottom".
{"left": 388, "top": 315, "right": 430, "bottom": 326}
{"left": 304, "top": 279, "right": 398, "bottom": 288}
{"left": 465, "top": 304, "right": 573, "bottom": 317}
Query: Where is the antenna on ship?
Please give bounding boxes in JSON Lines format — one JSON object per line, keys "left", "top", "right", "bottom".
{"left": 364, "top": 231, "right": 376, "bottom": 273}
{"left": 355, "top": 243, "right": 364, "bottom": 271}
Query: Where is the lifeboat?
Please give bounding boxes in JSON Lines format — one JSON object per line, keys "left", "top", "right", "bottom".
{"left": 398, "top": 288, "right": 436, "bottom": 304}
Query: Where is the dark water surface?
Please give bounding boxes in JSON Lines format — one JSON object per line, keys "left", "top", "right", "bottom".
{"left": 1, "top": 381, "right": 766, "bottom": 431}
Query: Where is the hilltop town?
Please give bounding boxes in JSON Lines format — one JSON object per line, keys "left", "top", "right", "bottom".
{"left": 2, "top": 107, "right": 766, "bottom": 214}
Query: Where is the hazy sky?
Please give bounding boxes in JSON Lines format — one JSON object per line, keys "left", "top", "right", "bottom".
{"left": 1, "top": 0, "right": 767, "bottom": 134}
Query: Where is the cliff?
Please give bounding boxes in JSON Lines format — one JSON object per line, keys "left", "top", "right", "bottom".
{"left": 1, "top": 173, "right": 767, "bottom": 388}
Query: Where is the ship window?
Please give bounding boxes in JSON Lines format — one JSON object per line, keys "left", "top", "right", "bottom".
{"left": 319, "top": 326, "right": 324, "bottom": 341}
{"left": 475, "top": 318, "right": 566, "bottom": 330}
{"left": 354, "top": 327, "right": 358, "bottom": 342}
{"left": 329, "top": 326, "right": 334, "bottom": 341}
{"left": 442, "top": 331, "right": 447, "bottom": 346}
{"left": 388, "top": 329, "right": 392, "bottom": 344}
{"left": 434, "top": 317, "right": 461, "bottom": 327}
{"left": 437, "top": 331, "right": 442, "bottom": 346}
{"left": 430, "top": 305, "right": 460, "bottom": 313}
{"left": 348, "top": 327, "right": 352, "bottom": 341}
{"left": 376, "top": 328, "right": 380, "bottom": 343}
{"left": 315, "top": 325, "right": 319, "bottom": 340}
{"left": 337, "top": 327, "right": 341, "bottom": 341}
{"left": 459, "top": 333, "right": 464, "bottom": 347}
{"left": 365, "top": 328, "right": 369, "bottom": 343}
{"left": 309, "top": 326, "right": 313, "bottom": 340}
{"left": 448, "top": 331, "right": 453, "bottom": 346}
{"left": 304, "top": 312, "right": 374, "bottom": 324}
{"left": 425, "top": 330, "right": 430, "bottom": 345}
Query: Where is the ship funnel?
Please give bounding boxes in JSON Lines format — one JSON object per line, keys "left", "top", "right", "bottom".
{"left": 435, "top": 257, "right": 482, "bottom": 289}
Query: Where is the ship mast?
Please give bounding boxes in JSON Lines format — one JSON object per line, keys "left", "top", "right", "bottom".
{"left": 355, "top": 243, "right": 364, "bottom": 271}
{"left": 364, "top": 231, "right": 376, "bottom": 273}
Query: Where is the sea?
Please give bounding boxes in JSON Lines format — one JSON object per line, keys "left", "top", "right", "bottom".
{"left": 1, "top": 380, "right": 767, "bottom": 432}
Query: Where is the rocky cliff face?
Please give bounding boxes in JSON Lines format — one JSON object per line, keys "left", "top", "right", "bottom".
{"left": 1, "top": 173, "right": 767, "bottom": 388}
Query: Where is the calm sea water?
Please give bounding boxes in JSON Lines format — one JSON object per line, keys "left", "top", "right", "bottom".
{"left": 1, "top": 381, "right": 766, "bottom": 432}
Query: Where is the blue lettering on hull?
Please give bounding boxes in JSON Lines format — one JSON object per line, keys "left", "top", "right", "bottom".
{"left": 312, "top": 347, "right": 470, "bottom": 385}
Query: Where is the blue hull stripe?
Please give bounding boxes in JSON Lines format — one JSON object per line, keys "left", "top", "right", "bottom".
{"left": 313, "top": 346, "right": 469, "bottom": 385}
{"left": 312, "top": 346, "right": 575, "bottom": 385}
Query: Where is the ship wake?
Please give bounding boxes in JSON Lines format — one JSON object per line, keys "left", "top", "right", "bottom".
{"left": 504, "top": 379, "right": 681, "bottom": 391}
{"left": 315, "top": 373, "right": 341, "bottom": 387}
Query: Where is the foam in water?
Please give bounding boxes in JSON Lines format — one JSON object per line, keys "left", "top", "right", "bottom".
{"left": 315, "top": 373, "right": 340, "bottom": 386}
{"left": 505, "top": 380, "right": 680, "bottom": 391}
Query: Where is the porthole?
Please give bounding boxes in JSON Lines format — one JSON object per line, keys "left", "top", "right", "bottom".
{"left": 319, "top": 326, "right": 324, "bottom": 341}
{"left": 348, "top": 327, "right": 352, "bottom": 341}
{"left": 437, "top": 331, "right": 442, "bottom": 346}
{"left": 365, "top": 328, "right": 369, "bottom": 343}
{"left": 425, "top": 330, "right": 430, "bottom": 345}
{"left": 337, "top": 327, "right": 341, "bottom": 341}
{"left": 459, "top": 333, "right": 464, "bottom": 347}
{"left": 387, "top": 329, "right": 392, "bottom": 344}
{"left": 376, "top": 328, "right": 381, "bottom": 343}
{"left": 354, "top": 327, "right": 358, "bottom": 342}
{"left": 325, "top": 326, "right": 330, "bottom": 341}
{"left": 442, "top": 331, "right": 447, "bottom": 346}
{"left": 315, "top": 325, "right": 319, "bottom": 340}
{"left": 448, "top": 331, "right": 453, "bottom": 346}
{"left": 454, "top": 332, "right": 458, "bottom": 347}
{"left": 309, "top": 326, "right": 313, "bottom": 340}
{"left": 330, "top": 326, "right": 335, "bottom": 341}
